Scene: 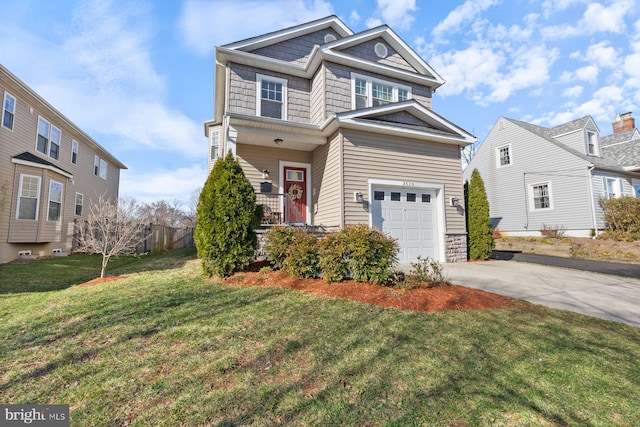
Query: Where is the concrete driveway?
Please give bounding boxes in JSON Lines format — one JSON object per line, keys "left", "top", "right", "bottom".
{"left": 441, "top": 260, "right": 640, "bottom": 327}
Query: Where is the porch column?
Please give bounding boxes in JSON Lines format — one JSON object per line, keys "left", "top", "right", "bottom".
{"left": 227, "top": 126, "right": 237, "bottom": 158}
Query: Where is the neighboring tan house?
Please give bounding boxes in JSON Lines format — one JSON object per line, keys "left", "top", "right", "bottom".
{"left": 204, "top": 15, "right": 476, "bottom": 263}
{"left": 0, "top": 64, "right": 126, "bottom": 263}
{"left": 464, "top": 113, "right": 640, "bottom": 237}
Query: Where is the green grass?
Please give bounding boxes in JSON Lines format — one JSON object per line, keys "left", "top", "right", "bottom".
{"left": 1, "top": 249, "right": 639, "bottom": 426}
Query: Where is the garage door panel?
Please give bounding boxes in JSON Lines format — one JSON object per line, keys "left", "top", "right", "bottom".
{"left": 371, "top": 186, "right": 439, "bottom": 263}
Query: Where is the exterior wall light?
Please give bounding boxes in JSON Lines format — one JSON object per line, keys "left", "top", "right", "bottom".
{"left": 274, "top": 138, "right": 283, "bottom": 145}
{"left": 354, "top": 192, "right": 364, "bottom": 203}
{"left": 261, "top": 169, "right": 270, "bottom": 179}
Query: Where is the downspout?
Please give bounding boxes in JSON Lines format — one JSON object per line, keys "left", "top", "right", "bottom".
{"left": 522, "top": 172, "right": 529, "bottom": 231}
{"left": 587, "top": 163, "right": 598, "bottom": 237}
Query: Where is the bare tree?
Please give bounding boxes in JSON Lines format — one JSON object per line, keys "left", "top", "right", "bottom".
{"left": 460, "top": 143, "right": 477, "bottom": 168}
{"left": 75, "top": 195, "right": 148, "bottom": 278}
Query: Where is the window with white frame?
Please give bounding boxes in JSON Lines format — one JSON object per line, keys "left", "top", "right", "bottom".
{"left": 531, "top": 182, "right": 551, "bottom": 210}
{"left": 210, "top": 129, "right": 220, "bottom": 161}
{"left": 71, "top": 140, "right": 78, "bottom": 164}
{"left": 99, "top": 159, "right": 108, "bottom": 179}
{"left": 75, "top": 192, "right": 83, "bottom": 216}
{"left": 2, "top": 91, "right": 16, "bottom": 130}
{"left": 36, "top": 117, "right": 50, "bottom": 155}
{"left": 351, "top": 73, "right": 411, "bottom": 109}
{"left": 257, "top": 74, "right": 287, "bottom": 119}
{"left": 496, "top": 144, "right": 511, "bottom": 167}
{"left": 49, "top": 125, "right": 61, "bottom": 160}
{"left": 47, "top": 180, "right": 63, "bottom": 222}
{"left": 17, "top": 174, "right": 41, "bottom": 220}
{"left": 94, "top": 155, "right": 99, "bottom": 176}
{"left": 587, "top": 131, "right": 598, "bottom": 156}
{"left": 604, "top": 177, "right": 621, "bottom": 199}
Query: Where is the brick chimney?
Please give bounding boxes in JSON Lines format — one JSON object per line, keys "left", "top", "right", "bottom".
{"left": 612, "top": 112, "right": 635, "bottom": 134}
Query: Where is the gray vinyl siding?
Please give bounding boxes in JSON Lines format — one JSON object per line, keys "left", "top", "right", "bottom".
{"left": 341, "top": 38, "right": 417, "bottom": 73}
{"left": 342, "top": 129, "right": 465, "bottom": 233}
{"left": 554, "top": 121, "right": 599, "bottom": 155}
{"left": 312, "top": 133, "right": 342, "bottom": 227}
{"left": 228, "top": 63, "right": 311, "bottom": 123}
{"left": 324, "top": 62, "right": 433, "bottom": 116}
{"left": 236, "top": 144, "right": 312, "bottom": 195}
{"left": 465, "top": 118, "right": 594, "bottom": 234}
{"left": 0, "top": 68, "right": 122, "bottom": 262}
{"left": 591, "top": 170, "right": 638, "bottom": 228}
{"left": 250, "top": 29, "right": 341, "bottom": 65}
{"left": 310, "top": 67, "right": 325, "bottom": 125}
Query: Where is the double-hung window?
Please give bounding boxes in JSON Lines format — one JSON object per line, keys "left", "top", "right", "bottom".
{"left": 257, "top": 74, "right": 287, "bottom": 119}
{"left": 497, "top": 144, "right": 511, "bottom": 167}
{"left": 604, "top": 177, "right": 620, "bottom": 199}
{"left": 37, "top": 117, "right": 50, "bottom": 155}
{"left": 75, "top": 192, "right": 83, "bottom": 216}
{"left": 17, "top": 174, "right": 41, "bottom": 220}
{"left": 210, "top": 129, "right": 220, "bottom": 161}
{"left": 2, "top": 91, "right": 16, "bottom": 130}
{"left": 47, "top": 181, "right": 63, "bottom": 222}
{"left": 351, "top": 73, "right": 411, "bottom": 109}
{"left": 586, "top": 131, "right": 598, "bottom": 156}
{"left": 71, "top": 140, "right": 79, "bottom": 164}
{"left": 531, "top": 183, "right": 551, "bottom": 210}
{"left": 99, "top": 159, "right": 108, "bottom": 179}
{"left": 49, "top": 125, "right": 61, "bottom": 160}
{"left": 94, "top": 155, "right": 99, "bottom": 176}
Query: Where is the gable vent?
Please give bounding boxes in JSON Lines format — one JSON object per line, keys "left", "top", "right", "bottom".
{"left": 324, "top": 33, "right": 337, "bottom": 43}
{"left": 374, "top": 42, "right": 388, "bottom": 58}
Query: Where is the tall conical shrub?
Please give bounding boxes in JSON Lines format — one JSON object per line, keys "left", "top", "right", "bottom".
{"left": 465, "top": 168, "right": 494, "bottom": 260}
{"left": 195, "top": 151, "right": 261, "bottom": 277}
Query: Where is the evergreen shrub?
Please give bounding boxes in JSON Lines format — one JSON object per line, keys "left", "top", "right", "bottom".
{"left": 194, "top": 152, "right": 261, "bottom": 278}
{"left": 465, "top": 169, "right": 494, "bottom": 260}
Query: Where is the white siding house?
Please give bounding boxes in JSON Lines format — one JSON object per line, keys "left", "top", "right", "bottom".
{"left": 465, "top": 114, "right": 640, "bottom": 237}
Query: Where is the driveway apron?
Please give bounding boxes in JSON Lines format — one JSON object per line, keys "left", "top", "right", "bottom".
{"left": 442, "top": 260, "right": 640, "bottom": 327}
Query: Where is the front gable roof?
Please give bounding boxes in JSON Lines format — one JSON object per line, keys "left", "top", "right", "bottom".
{"left": 331, "top": 100, "right": 475, "bottom": 145}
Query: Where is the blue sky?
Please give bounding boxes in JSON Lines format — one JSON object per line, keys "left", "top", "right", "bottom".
{"left": 1, "top": 0, "right": 639, "bottom": 208}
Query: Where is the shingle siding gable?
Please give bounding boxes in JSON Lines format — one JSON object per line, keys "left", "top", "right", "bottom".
{"left": 340, "top": 38, "right": 417, "bottom": 73}
{"left": 250, "top": 29, "right": 341, "bottom": 65}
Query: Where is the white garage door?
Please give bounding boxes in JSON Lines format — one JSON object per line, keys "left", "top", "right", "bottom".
{"left": 370, "top": 187, "right": 438, "bottom": 263}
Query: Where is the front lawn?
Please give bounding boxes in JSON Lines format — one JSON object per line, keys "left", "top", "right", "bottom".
{"left": 1, "top": 250, "right": 639, "bottom": 426}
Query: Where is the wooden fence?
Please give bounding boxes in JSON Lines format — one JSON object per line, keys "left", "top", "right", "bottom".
{"left": 140, "top": 224, "right": 195, "bottom": 254}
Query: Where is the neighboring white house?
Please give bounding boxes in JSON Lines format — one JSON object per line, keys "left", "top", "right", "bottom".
{"left": 464, "top": 113, "right": 640, "bottom": 237}
{"left": 204, "top": 15, "right": 476, "bottom": 263}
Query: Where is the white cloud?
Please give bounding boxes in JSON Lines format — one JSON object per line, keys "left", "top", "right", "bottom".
{"left": 432, "top": 0, "right": 500, "bottom": 41}
{"left": 541, "top": 0, "right": 583, "bottom": 18}
{"left": 585, "top": 42, "right": 619, "bottom": 68}
{"left": 562, "top": 85, "right": 583, "bottom": 98}
{"left": 574, "top": 65, "right": 599, "bottom": 83}
{"left": 543, "top": 0, "right": 633, "bottom": 39}
{"left": 365, "top": 17, "right": 384, "bottom": 28}
{"left": 349, "top": 10, "right": 361, "bottom": 25}
{"left": 120, "top": 163, "right": 208, "bottom": 208}
{"left": 178, "top": 0, "right": 334, "bottom": 55}
{"left": 374, "top": 0, "right": 417, "bottom": 30}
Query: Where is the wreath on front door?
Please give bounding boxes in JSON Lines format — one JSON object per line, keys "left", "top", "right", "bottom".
{"left": 288, "top": 183, "right": 303, "bottom": 200}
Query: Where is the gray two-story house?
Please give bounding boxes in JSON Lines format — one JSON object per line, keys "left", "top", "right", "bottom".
{"left": 464, "top": 113, "right": 640, "bottom": 237}
{"left": 204, "top": 15, "right": 476, "bottom": 263}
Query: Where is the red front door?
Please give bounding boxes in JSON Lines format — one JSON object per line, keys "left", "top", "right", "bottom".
{"left": 283, "top": 166, "right": 306, "bottom": 223}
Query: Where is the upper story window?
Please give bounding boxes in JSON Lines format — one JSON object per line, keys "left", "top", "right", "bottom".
{"left": 210, "top": 129, "right": 220, "bottom": 161}
{"left": 47, "top": 180, "right": 63, "bottom": 222}
{"left": 17, "top": 174, "right": 41, "bottom": 220}
{"left": 256, "top": 74, "right": 287, "bottom": 120}
{"left": 99, "top": 159, "right": 108, "bottom": 180}
{"left": 36, "top": 117, "right": 50, "bottom": 155}
{"left": 531, "top": 182, "right": 552, "bottom": 210}
{"left": 71, "top": 140, "right": 79, "bottom": 164}
{"left": 94, "top": 155, "right": 100, "bottom": 176}
{"left": 586, "top": 131, "right": 599, "bottom": 156}
{"left": 35, "top": 116, "right": 61, "bottom": 160}
{"left": 351, "top": 73, "right": 411, "bottom": 110}
{"left": 496, "top": 144, "right": 511, "bottom": 167}
{"left": 2, "top": 91, "right": 16, "bottom": 130}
